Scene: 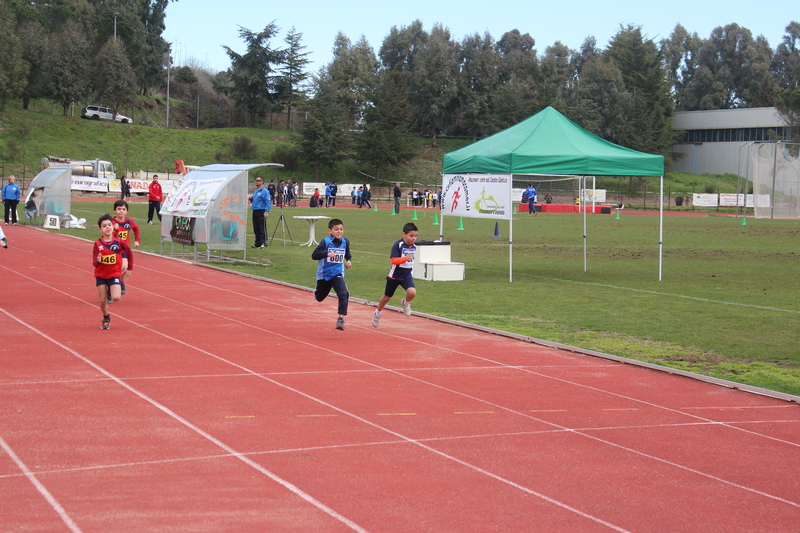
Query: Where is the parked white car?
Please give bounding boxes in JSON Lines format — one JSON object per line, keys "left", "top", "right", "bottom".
{"left": 80, "top": 105, "right": 133, "bottom": 124}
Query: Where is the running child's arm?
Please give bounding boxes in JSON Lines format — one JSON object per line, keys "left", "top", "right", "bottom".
{"left": 121, "top": 241, "right": 134, "bottom": 272}
{"left": 344, "top": 240, "right": 352, "bottom": 270}
{"left": 310, "top": 240, "right": 329, "bottom": 261}
{"left": 390, "top": 255, "right": 411, "bottom": 265}
{"left": 130, "top": 219, "right": 141, "bottom": 247}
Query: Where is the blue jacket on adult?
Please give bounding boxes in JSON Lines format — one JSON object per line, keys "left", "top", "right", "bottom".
{"left": 251, "top": 186, "right": 272, "bottom": 211}
{"left": 2, "top": 182, "right": 21, "bottom": 201}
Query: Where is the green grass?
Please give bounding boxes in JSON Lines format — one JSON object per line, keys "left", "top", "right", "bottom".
{"left": 62, "top": 200, "right": 800, "bottom": 396}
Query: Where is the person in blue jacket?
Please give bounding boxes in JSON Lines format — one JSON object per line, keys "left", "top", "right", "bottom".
{"left": 524, "top": 183, "right": 537, "bottom": 216}
{"left": 311, "top": 218, "right": 352, "bottom": 330}
{"left": 2, "top": 175, "right": 21, "bottom": 225}
{"left": 249, "top": 176, "right": 271, "bottom": 248}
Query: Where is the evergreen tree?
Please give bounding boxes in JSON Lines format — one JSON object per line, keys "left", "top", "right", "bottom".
{"left": 93, "top": 37, "right": 138, "bottom": 117}
{"left": 297, "top": 71, "right": 352, "bottom": 179}
{"left": 457, "top": 32, "right": 499, "bottom": 141}
{"left": 0, "top": 0, "right": 29, "bottom": 110}
{"left": 605, "top": 25, "right": 677, "bottom": 156}
{"left": 327, "top": 33, "right": 378, "bottom": 129}
{"left": 357, "top": 70, "right": 416, "bottom": 179}
{"left": 44, "top": 19, "right": 89, "bottom": 116}
{"left": 279, "top": 27, "right": 310, "bottom": 130}
{"left": 219, "top": 23, "right": 284, "bottom": 127}
{"left": 408, "top": 23, "right": 459, "bottom": 146}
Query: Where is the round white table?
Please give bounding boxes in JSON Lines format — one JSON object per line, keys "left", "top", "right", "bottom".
{"left": 293, "top": 216, "right": 330, "bottom": 246}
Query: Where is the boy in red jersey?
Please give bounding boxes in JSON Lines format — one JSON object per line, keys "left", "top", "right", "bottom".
{"left": 93, "top": 214, "right": 131, "bottom": 329}
{"left": 112, "top": 199, "right": 139, "bottom": 296}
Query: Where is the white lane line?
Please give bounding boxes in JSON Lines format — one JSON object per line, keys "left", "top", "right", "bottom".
{"left": 0, "top": 434, "right": 84, "bottom": 533}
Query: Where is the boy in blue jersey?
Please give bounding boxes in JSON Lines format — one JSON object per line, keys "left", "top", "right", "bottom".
{"left": 372, "top": 222, "right": 418, "bottom": 327}
{"left": 311, "top": 218, "right": 352, "bottom": 330}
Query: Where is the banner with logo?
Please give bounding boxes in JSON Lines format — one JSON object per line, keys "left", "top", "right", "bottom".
{"left": 161, "top": 177, "right": 228, "bottom": 217}
{"left": 441, "top": 174, "right": 512, "bottom": 220}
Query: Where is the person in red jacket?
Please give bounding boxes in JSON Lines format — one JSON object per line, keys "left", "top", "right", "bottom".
{"left": 147, "top": 175, "right": 163, "bottom": 224}
{"left": 93, "top": 214, "right": 131, "bottom": 329}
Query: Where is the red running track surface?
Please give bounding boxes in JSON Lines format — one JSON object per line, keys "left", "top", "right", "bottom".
{"left": 1, "top": 225, "right": 799, "bottom": 532}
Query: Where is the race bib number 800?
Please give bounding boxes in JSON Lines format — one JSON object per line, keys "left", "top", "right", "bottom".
{"left": 327, "top": 247, "right": 345, "bottom": 264}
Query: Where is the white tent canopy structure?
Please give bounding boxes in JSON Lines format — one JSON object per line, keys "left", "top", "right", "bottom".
{"left": 160, "top": 163, "right": 282, "bottom": 257}
{"left": 441, "top": 107, "right": 666, "bottom": 281}
{"left": 24, "top": 166, "right": 73, "bottom": 221}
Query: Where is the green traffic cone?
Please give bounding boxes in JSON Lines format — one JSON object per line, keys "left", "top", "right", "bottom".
{"left": 412, "top": 209, "right": 418, "bottom": 221}
{"left": 391, "top": 205, "right": 397, "bottom": 215}
{"left": 513, "top": 205, "right": 517, "bottom": 215}
{"left": 741, "top": 215, "right": 747, "bottom": 225}
{"left": 433, "top": 212, "right": 439, "bottom": 226}
{"left": 373, "top": 202, "right": 378, "bottom": 211}
{"left": 615, "top": 210, "right": 620, "bottom": 219}
{"left": 457, "top": 217, "right": 465, "bottom": 230}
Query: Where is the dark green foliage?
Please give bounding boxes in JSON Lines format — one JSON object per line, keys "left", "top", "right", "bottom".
{"left": 357, "top": 70, "right": 416, "bottom": 178}
{"left": 270, "top": 144, "right": 298, "bottom": 170}
{"left": 230, "top": 135, "right": 258, "bottom": 159}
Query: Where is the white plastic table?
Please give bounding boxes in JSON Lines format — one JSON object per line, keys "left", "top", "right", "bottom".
{"left": 293, "top": 216, "right": 331, "bottom": 246}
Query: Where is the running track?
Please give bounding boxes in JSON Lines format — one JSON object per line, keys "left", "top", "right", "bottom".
{"left": 1, "top": 224, "right": 798, "bottom": 532}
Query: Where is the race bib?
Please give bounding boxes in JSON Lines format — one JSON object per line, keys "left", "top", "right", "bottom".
{"left": 327, "top": 247, "right": 346, "bottom": 264}
{"left": 100, "top": 255, "right": 117, "bottom": 265}
{"left": 116, "top": 230, "right": 129, "bottom": 241}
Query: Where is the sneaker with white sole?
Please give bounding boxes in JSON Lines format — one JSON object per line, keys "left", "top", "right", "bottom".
{"left": 336, "top": 317, "right": 345, "bottom": 330}
{"left": 372, "top": 312, "right": 381, "bottom": 327}
{"left": 401, "top": 299, "right": 411, "bottom": 316}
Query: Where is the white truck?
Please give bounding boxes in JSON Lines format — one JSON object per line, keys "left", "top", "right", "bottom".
{"left": 40, "top": 156, "right": 116, "bottom": 193}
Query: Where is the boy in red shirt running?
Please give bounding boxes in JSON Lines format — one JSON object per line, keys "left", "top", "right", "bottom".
{"left": 112, "top": 199, "right": 139, "bottom": 296}
{"left": 93, "top": 214, "right": 131, "bottom": 329}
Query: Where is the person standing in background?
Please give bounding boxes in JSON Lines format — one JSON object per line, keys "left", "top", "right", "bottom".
{"left": 393, "top": 183, "right": 402, "bottom": 214}
{"left": 2, "top": 176, "right": 21, "bottom": 225}
{"left": 250, "top": 177, "right": 271, "bottom": 248}
{"left": 147, "top": 175, "right": 163, "bottom": 224}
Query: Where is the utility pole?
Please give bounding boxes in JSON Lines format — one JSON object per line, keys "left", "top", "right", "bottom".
{"left": 166, "top": 46, "right": 171, "bottom": 128}
{"left": 113, "top": 13, "right": 118, "bottom": 40}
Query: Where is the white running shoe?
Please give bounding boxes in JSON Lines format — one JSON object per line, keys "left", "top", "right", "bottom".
{"left": 372, "top": 311, "right": 380, "bottom": 327}
{"left": 401, "top": 299, "right": 411, "bottom": 317}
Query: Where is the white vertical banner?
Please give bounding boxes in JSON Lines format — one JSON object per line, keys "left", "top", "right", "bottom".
{"left": 441, "top": 174, "right": 512, "bottom": 220}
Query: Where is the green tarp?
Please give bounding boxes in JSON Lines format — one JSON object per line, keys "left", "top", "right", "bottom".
{"left": 442, "top": 107, "right": 664, "bottom": 177}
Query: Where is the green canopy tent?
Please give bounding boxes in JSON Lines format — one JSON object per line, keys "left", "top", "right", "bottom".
{"left": 441, "top": 106, "right": 666, "bottom": 280}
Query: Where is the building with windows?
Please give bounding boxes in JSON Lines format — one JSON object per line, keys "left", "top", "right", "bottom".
{"left": 670, "top": 107, "right": 794, "bottom": 175}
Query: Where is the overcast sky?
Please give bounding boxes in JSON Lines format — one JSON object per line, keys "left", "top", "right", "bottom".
{"left": 162, "top": 0, "right": 792, "bottom": 74}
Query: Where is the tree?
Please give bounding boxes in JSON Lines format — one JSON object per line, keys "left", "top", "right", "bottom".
{"left": 773, "top": 21, "right": 800, "bottom": 90}
{"left": 408, "top": 24, "right": 459, "bottom": 146}
{"left": 775, "top": 87, "right": 800, "bottom": 141}
{"left": 660, "top": 24, "right": 703, "bottom": 110}
{"left": 327, "top": 33, "right": 378, "bottom": 129}
{"left": 538, "top": 41, "right": 575, "bottom": 111}
{"left": 297, "top": 70, "right": 352, "bottom": 179}
{"left": 0, "top": 0, "right": 29, "bottom": 110}
{"left": 605, "top": 25, "right": 678, "bottom": 156}
{"left": 574, "top": 58, "right": 634, "bottom": 146}
{"left": 496, "top": 29, "right": 537, "bottom": 84}
{"left": 279, "top": 26, "right": 310, "bottom": 130}
{"left": 16, "top": 19, "right": 48, "bottom": 109}
{"left": 683, "top": 23, "right": 775, "bottom": 109}
{"left": 379, "top": 20, "right": 427, "bottom": 73}
{"left": 357, "top": 70, "right": 416, "bottom": 179}
{"left": 93, "top": 37, "right": 138, "bottom": 117}
{"left": 457, "top": 32, "right": 499, "bottom": 141}
{"left": 43, "top": 19, "right": 89, "bottom": 116}
{"left": 219, "top": 23, "right": 284, "bottom": 127}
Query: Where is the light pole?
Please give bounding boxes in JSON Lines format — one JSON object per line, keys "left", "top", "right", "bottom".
{"left": 113, "top": 12, "right": 118, "bottom": 40}
{"left": 166, "top": 45, "right": 171, "bottom": 128}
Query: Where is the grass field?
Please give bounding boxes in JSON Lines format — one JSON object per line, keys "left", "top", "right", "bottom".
{"left": 59, "top": 199, "right": 800, "bottom": 396}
